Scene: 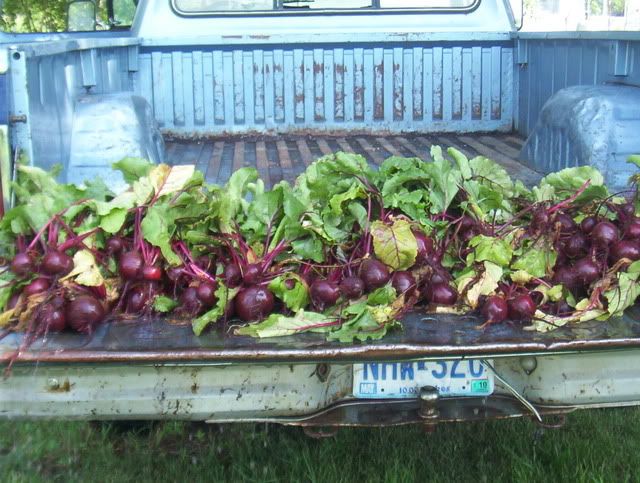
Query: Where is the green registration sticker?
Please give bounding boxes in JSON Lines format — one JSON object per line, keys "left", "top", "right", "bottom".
{"left": 471, "top": 379, "right": 490, "bottom": 394}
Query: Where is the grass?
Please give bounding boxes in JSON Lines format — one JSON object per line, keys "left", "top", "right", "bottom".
{"left": 1, "top": 408, "right": 640, "bottom": 482}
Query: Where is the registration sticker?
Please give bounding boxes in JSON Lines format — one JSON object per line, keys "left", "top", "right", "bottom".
{"left": 352, "top": 360, "right": 494, "bottom": 399}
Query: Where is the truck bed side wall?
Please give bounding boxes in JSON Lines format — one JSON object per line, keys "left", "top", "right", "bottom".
{"left": 516, "top": 33, "right": 640, "bottom": 142}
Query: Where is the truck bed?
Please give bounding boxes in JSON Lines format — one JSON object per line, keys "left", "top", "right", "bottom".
{"left": 2, "top": 133, "right": 640, "bottom": 365}
{"left": 163, "top": 132, "right": 542, "bottom": 187}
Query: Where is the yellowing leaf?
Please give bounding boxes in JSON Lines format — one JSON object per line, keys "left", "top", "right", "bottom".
{"left": 458, "top": 261, "right": 503, "bottom": 309}
{"left": 149, "top": 164, "right": 196, "bottom": 198}
{"left": 0, "top": 307, "right": 16, "bottom": 328}
{"left": 371, "top": 219, "right": 418, "bottom": 271}
{"left": 61, "top": 250, "right": 104, "bottom": 287}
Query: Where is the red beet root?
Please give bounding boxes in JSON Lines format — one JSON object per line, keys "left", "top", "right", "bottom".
{"left": 196, "top": 281, "right": 218, "bottom": 306}
{"left": 574, "top": 257, "right": 601, "bottom": 285}
{"left": 391, "top": 271, "right": 416, "bottom": 294}
{"left": 482, "top": 296, "right": 508, "bottom": 324}
{"left": 10, "top": 252, "right": 34, "bottom": 277}
{"left": 426, "top": 283, "right": 458, "bottom": 305}
{"left": 142, "top": 265, "right": 163, "bottom": 281}
{"left": 42, "top": 250, "right": 73, "bottom": 276}
{"left": 235, "top": 286, "right": 275, "bottom": 322}
{"left": 106, "top": 237, "right": 124, "bottom": 255}
{"left": 223, "top": 263, "right": 242, "bottom": 288}
{"left": 359, "top": 259, "right": 390, "bottom": 291}
{"left": 507, "top": 294, "right": 536, "bottom": 322}
{"left": 119, "top": 251, "right": 143, "bottom": 280}
{"left": 311, "top": 280, "right": 340, "bottom": 310}
{"left": 591, "top": 221, "right": 619, "bottom": 247}
{"left": 23, "top": 277, "right": 50, "bottom": 297}
{"left": 610, "top": 240, "right": 640, "bottom": 262}
{"left": 339, "top": 276, "right": 365, "bottom": 300}
{"left": 66, "top": 296, "right": 105, "bottom": 333}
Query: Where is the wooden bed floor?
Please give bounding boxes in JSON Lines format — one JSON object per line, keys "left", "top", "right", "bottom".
{"left": 164, "top": 133, "right": 540, "bottom": 187}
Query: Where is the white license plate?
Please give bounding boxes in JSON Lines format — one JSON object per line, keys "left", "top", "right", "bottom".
{"left": 352, "top": 360, "right": 494, "bottom": 399}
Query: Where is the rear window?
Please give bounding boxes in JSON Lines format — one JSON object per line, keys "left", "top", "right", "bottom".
{"left": 173, "top": 0, "right": 477, "bottom": 14}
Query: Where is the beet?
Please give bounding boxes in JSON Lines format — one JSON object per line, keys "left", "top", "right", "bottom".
{"left": 426, "top": 283, "right": 458, "bottom": 305}
{"left": 626, "top": 219, "right": 640, "bottom": 240}
{"left": 106, "top": 237, "right": 124, "bottom": 255}
{"left": 40, "top": 304, "right": 66, "bottom": 332}
{"left": 552, "top": 266, "right": 579, "bottom": 291}
{"left": 119, "top": 251, "right": 144, "bottom": 280}
{"left": 359, "top": 259, "right": 390, "bottom": 291}
{"left": 41, "top": 250, "right": 73, "bottom": 276}
{"left": 166, "top": 266, "right": 185, "bottom": 283}
{"left": 530, "top": 290, "right": 544, "bottom": 306}
{"left": 339, "top": 276, "right": 365, "bottom": 300}
{"left": 481, "top": 296, "right": 508, "bottom": 324}
{"left": 223, "top": 263, "right": 242, "bottom": 288}
{"left": 235, "top": 286, "right": 275, "bottom": 322}
{"left": 619, "top": 202, "right": 635, "bottom": 219}
{"left": 507, "top": 294, "right": 536, "bottom": 321}
{"left": 412, "top": 230, "right": 434, "bottom": 264}
{"left": 311, "top": 280, "right": 340, "bottom": 310}
{"left": 126, "top": 284, "right": 149, "bottom": 313}
{"left": 610, "top": 240, "right": 640, "bottom": 262}
{"left": 242, "top": 263, "right": 263, "bottom": 285}
{"left": 591, "top": 221, "right": 619, "bottom": 247}
{"left": 142, "top": 265, "right": 163, "bottom": 281}
{"left": 554, "top": 212, "right": 577, "bottom": 233}
{"left": 574, "top": 257, "right": 601, "bottom": 285}
{"left": 10, "top": 252, "right": 34, "bottom": 277}
{"left": 562, "top": 232, "right": 588, "bottom": 258}
{"left": 66, "top": 296, "right": 105, "bottom": 333}
{"left": 580, "top": 216, "right": 598, "bottom": 234}
{"left": 391, "top": 271, "right": 416, "bottom": 295}
{"left": 180, "top": 286, "right": 202, "bottom": 314}
{"left": 23, "top": 277, "right": 50, "bottom": 297}
{"left": 430, "top": 269, "right": 451, "bottom": 286}
{"left": 196, "top": 281, "right": 218, "bottom": 306}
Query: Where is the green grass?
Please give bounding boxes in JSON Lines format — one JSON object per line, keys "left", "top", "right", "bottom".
{"left": 1, "top": 408, "right": 639, "bottom": 482}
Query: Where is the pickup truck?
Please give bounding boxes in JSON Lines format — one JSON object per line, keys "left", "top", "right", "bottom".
{"left": 1, "top": 0, "right": 640, "bottom": 431}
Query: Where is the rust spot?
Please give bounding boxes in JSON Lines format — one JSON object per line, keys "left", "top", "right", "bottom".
{"left": 295, "top": 94, "right": 305, "bottom": 104}
{"left": 492, "top": 106, "right": 502, "bottom": 120}
{"left": 375, "top": 63, "right": 384, "bottom": 76}
{"left": 374, "top": 99, "right": 384, "bottom": 120}
{"left": 313, "top": 62, "right": 323, "bottom": 75}
{"left": 253, "top": 64, "right": 259, "bottom": 74}
{"left": 472, "top": 104, "right": 482, "bottom": 119}
{"left": 46, "top": 379, "right": 73, "bottom": 393}
{"left": 393, "top": 63, "right": 400, "bottom": 73}
{"left": 299, "top": 64, "right": 304, "bottom": 76}
{"left": 335, "top": 64, "right": 345, "bottom": 75}
{"left": 265, "top": 64, "right": 270, "bottom": 74}
{"left": 413, "top": 107, "right": 422, "bottom": 119}
{"left": 191, "top": 382, "right": 199, "bottom": 394}
{"left": 273, "top": 63, "right": 283, "bottom": 73}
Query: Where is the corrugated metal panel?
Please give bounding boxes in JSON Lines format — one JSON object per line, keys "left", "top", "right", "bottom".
{"left": 136, "top": 43, "right": 514, "bottom": 135}
{"left": 517, "top": 38, "right": 640, "bottom": 138}
{"left": 24, "top": 47, "right": 134, "bottom": 172}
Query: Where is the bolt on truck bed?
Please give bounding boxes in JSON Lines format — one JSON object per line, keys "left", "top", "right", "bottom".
{"left": 2, "top": 134, "right": 640, "bottom": 426}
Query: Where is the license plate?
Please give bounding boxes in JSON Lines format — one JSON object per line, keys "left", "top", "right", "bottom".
{"left": 352, "top": 360, "right": 494, "bottom": 399}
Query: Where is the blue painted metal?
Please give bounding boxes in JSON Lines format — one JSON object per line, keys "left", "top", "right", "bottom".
{"left": 520, "top": 85, "right": 640, "bottom": 192}
{"left": 15, "top": 46, "right": 134, "bottom": 172}
{"left": 515, "top": 36, "right": 640, "bottom": 138}
{"left": 136, "top": 43, "right": 515, "bottom": 135}
{"left": 0, "top": 74, "right": 7, "bottom": 125}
